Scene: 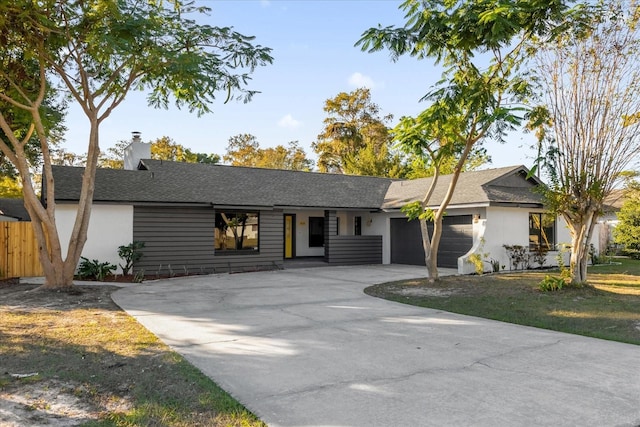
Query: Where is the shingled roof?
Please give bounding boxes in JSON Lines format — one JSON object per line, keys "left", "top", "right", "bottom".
{"left": 50, "top": 162, "right": 544, "bottom": 210}
{"left": 382, "top": 165, "right": 544, "bottom": 210}
{"left": 51, "top": 160, "right": 394, "bottom": 209}
{"left": 0, "top": 198, "right": 30, "bottom": 221}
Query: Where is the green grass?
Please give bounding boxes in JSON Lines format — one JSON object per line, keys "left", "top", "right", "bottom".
{"left": 366, "top": 257, "right": 640, "bottom": 345}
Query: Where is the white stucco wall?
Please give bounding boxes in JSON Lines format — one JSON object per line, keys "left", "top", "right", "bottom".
{"left": 460, "top": 207, "right": 600, "bottom": 274}
{"left": 291, "top": 210, "right": 325, "bottom": 257}
{"left": 371, "top": 206, "right": 603, "bottom": 274}
{"left": 56, "top": 204, "right": 134, "bottom": 274}
{"left": 365, "top": 212, "right": 391, "bottom": 263}
{"left": 289, "top": 210, "right": 370, "bottom": 257}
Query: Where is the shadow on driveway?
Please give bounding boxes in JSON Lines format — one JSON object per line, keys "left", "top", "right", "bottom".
{"left": 113, "top": 265, "right": 640, "bottom": 427}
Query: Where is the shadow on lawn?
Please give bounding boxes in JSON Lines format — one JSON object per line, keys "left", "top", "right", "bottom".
{"left": 0, "top": 283, "right": 264, "bottom": 426}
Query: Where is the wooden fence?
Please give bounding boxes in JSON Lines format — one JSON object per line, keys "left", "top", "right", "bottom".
{"left": 1, "top": 221, "right": 44, "bottom": 279}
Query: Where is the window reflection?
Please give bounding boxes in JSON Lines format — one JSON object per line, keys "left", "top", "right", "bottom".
{"left": 215, "top": 211, "right": 259, "bottom": 252}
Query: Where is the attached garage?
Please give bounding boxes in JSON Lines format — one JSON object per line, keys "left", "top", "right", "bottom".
{"left": 390, "top": 216, "right": 473, "bottom": 268}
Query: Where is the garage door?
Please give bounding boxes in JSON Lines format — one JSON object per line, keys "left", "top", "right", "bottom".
{"left": 390, "top": 216, "right": 473, "bottom": 268}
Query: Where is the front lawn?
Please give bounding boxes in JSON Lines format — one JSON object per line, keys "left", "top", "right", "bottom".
{"left": 0, "top": 282, "right": 265, "bottom": 426}
{"left": 366, "top": 257, "right": 640, "bottom": 345}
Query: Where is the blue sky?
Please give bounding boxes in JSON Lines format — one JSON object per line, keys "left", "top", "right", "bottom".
{"left": 63, "top": 0, "right": 537, "bottom": 169}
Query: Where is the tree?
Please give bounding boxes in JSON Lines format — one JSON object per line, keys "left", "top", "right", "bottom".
{"left": 256, "top": 141, "right": 313, "bottom": 171}
{"left": 613, "top": 182, "right": 640, "bottom": 259}
{"left": 51, "top": 148, "right": 86, "bottom": 167}
{"left": 193, "top": 152, "right": 221, "bottom": 165}
{"left": 400, "top": 142, "right": 490, "bottom": 180}
{"left": 99, "top": 136, "right": 221, "bottom": 168}
{"left": 357, "top": 0, "right": 571, "bottom": 281}
{"left": 224, "top": 134, "right": 313, "bottom": 170}
{"left": 151, "top": 136, "right": 221, "bottom": 164}
{"left": 530, "top": 0, "right": 640, "bottom": 284}
{"left": 313, "top": 88, "right": 403, "bottom": 177}
{"left": 99, "top": 140, "right": 130, "bottom": 169}
{"left": 0, "top": 0, "right": 272, "bottom": 289}
{"left": 223, "top": 133, "right": 260, "bottom": 166}
{"left": 0, "top": 175, "right": 22, "bottom": 198}
{"left": 0, "top": 59, "right": 66, "bottom": 180}
{"left": 151, "top": 136, "right": 194, "bottom": 162}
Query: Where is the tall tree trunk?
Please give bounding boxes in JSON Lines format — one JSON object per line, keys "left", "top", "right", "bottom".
{"left": 36, "top": 116, "right": 101, "bottom": 289}
{"left": 565, "top": 208, "right": 597, "bottom": 284}
{"left": 421, "top": 216, "right": 444, "bottom": 282}
{"left": 420, "top": 218, "right": 437, "bottom": 282}
{"left": 418, "top": 168, "right": 439, "bottom": 282}
{"left": 417, "top": 139, "right": 476, "bottom": 282}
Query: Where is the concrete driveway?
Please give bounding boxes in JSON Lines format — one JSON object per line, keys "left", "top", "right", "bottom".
{"left": 112, "top": 265, "right": 640, "bottom": 427}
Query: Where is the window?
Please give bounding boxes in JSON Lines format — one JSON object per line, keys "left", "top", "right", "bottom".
{"left": 309, "top": 217, "right": 324, "bottom": 247}
{"left": 215, "top": 211, "right": 259, "bottom": 253}
{"left": 354, "top": 216, "right": 362, "bottom": 236}
{"left": 529, "top": 213, "right": 555, "bottom": 251}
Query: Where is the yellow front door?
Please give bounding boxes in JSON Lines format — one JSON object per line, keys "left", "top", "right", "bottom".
{"left": 284, "top": 215, "right": 294, "bottom": 258}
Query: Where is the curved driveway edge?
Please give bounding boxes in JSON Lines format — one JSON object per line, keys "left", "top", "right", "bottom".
{"left": 112, "top": 265, "right": 640, "bottom": 427}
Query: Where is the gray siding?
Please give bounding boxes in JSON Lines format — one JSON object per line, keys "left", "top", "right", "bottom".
{"left": 326, "top": 235, "right": 383, "bottom": 265}
{"left": 324, "top": 210, "right": 382, "bottom": 265}
{"left": 133, "top": 206, "right": 284, "bottom": 275}
{"left": 133, "top": 206, "right": 217, "bottom": 275}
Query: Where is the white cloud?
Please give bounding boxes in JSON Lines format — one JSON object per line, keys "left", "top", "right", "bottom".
{"left": 348, "top": 72, "right": 380, "bottom": 89}
{"left": 260, "top": 0, "right": 271, "bottom": 7}
{"left": 278, "top": 114, "right": 301, "bottom": 129}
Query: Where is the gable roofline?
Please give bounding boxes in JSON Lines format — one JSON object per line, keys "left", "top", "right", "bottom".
{"left": 382, "top": 165, "right": 544, "bottom": 210}
{"left": 483, "top": 164, "right": 543, "bottom": 187}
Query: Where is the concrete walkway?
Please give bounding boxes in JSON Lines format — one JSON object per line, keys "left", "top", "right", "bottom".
{"left": 112, "top": 265, "right": 640, "bottom": 427}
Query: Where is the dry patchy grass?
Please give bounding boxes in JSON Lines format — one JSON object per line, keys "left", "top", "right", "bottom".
{"left": 0, "top": 281, "right": 265, "bottom": 427}
{"left": 366, "top": 259, "right": 640, "bottom": 345}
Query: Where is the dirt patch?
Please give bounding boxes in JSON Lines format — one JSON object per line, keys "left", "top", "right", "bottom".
{"left": 397, "top": 287, "right": 460, "bottom": 297}
{"left": 0, "top": 280, "right": 119, "bottom": 311}
{"left": 0, "top": 282, "right": 128, "bottom": 425}
{"left": 0, "top": 278, "right": 266, "bottom": 427}
{"left": 0, "top": 379, "right": 116, "bottom": 426}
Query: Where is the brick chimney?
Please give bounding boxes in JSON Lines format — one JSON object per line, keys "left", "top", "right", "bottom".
{"left": 123, "top": 131, "right": 151, "bottom": 170}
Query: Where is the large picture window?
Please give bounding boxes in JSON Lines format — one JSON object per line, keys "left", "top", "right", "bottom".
{"left": 215, "top": 211, "right": 259, "bottom": 253}
{"left": 529, "top": 213, "right": 555, "bottom": 251}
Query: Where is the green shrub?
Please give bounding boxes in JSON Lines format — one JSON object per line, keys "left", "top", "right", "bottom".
{"left": 118, "top": 241, "right": 145, "bottom": 275}
{"left": 538, "top": 275, "right": 566, "bottom": 292}
{"left": 133, "top": 269, "right": 145, "bottom": 283}
{"left": 622, "top": 248, "right": 640, "bottom": 260}
{"left": 77, "top": 257, "right": 116, "bottom": 281}
{"left": 468, "top": 253, "right": 485, "bottom": 275}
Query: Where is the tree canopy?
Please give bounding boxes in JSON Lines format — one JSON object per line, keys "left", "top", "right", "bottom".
{"left": 96, "top": 136, "right": 221, "bottom": 169}
{"left": 530, "top": 0, "right": 640, "bottom": 284}
{"left": 614, "top": 182, "right": 640, "bottom": 259}
{"left": 357, "top": 0, "right": 572, "bottom": 281}
{"left": 313, "top": 88, "right": 404, "bottom": 177}
{"left": 0, "top": 0, "right": 273, "bottom": 289}
{"left": 0, "top": 175, "right": 22, "bottom": 198}
{"left": 224, "top": 134, "right": 313, "bottom": 171}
